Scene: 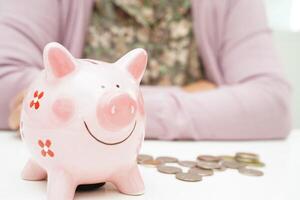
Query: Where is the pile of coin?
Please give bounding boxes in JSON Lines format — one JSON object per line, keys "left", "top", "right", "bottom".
{"left": 137, "top": 152, "right": 265, "bottom": 182}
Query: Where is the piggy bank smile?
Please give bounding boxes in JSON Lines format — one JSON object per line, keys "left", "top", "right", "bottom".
{"left": 83, "top": 120, "right": 137, "bottom": 145}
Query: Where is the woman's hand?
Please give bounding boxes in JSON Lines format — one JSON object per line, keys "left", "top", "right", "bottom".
{"left": 8, "top": 90, "right": 27, "bottom": 131}
{"left": 183, "top": 80, "right": 216, "bottom": 93}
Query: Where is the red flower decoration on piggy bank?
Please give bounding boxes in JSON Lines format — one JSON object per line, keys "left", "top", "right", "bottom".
{"left": 29, "top": 90, "right": 44, "bottom": 110}
{"left": 20, "top": 42, "right": 147, "bottom": 200}
{"left": 38, "top": 139, "right": 54, "bottom": 157}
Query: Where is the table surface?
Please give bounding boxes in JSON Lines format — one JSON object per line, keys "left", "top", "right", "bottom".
{"left": 1, "top": 130, "right": 300, "bottom": 200}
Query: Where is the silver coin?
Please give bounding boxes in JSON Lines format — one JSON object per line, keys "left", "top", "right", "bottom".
{"left": 197, "top": 161, "right": 221, "bottom": 169}
{"left": 189, "top": 167, "right": 214, "bottom": 176}
{"left": 214, "top": 164, "right": 227, "bottom": 172}
{"left": 238, "top": 167, "right": 264, "bottom": 177}
{"left": 176, "top": 172, "right": 202, "bottom": 182}
{"left": 197, "top": 155, "right": 221, "bottom": 162}
{"left": 137, "top": 154, "right": 153, "bottom": 164}
{"left": 223, "top": 160, "right": 246, "bottom": 169}
{"left": 141, "top": 159, "right": 163, "bottom": 167}
{"left": 157, "top": 165, "right": 182, "bottom": 174}
{"left": 156, "top": 156, "right": 178, "bottom": 163}
{"left": 178, "top": 160, "right": 197, "bottom": 168}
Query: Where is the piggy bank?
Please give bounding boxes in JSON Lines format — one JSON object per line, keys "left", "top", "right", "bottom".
{"left": 20, "top": 42, "right": 147, "bottom": 200}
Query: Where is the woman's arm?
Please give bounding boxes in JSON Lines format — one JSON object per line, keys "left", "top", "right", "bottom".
{"left": 142, "top": 0, "right": 291, "bottom": 140}
{"left": 0, "top": 0, "right": 60, "bottom": 129}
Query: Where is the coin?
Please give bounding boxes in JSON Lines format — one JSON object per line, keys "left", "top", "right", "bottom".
{"left": 197, "top": 155, "right": 221, "bottom": 162}
{"left": 238, "top": 167, "right": 264, "bottom": 177}
{"left": 214, "top": 163, "right": 227, "bottom": 172}
{"left": 137, "top": 154, "right": 153, "bottom": 164}
{"left": 138, "top": 152, "right": 265, "bottom": 181}
{"left": 215, "top": 166, "right": 227, "bottom": 172}
{"left": 141, "top": 159, "right": 163, "bottom": 167}
{"left": 222, "top": 160, "right": 246, "bottom": 169}
{"left": 197, "top": 161, "right": 221, "bottom": 169}
{"left": 236, "top": 152, "right": 259, "bottom": 160}
{"left": 219, "top": 155, "right": 235, "bottom": 162}
{"left": 157, "top": 165, "right": 182, "bottom": 174}
{"left": 178, "top": 160, "right": 197, "bottom": 168}
{"left": 156, "top": 156, "right": 178, "bottom": 163}
{"left": 245, "top": 161, "right": 265, "bottom": 168}
{"left": 235, "top": 156, "right": 259, "bottom": 163}
{"left": 176, "top": 172, "right": 202, "bottom": 182}
{"left": 189, "top": 167, "right": 214, "bottom": 176}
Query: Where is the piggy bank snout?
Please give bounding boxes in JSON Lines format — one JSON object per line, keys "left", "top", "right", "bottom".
{"left": 97, "top": 93, "right": 137, "bottom": 131}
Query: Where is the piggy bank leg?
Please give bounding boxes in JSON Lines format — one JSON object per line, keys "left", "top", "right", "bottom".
{"left": 112, "top": 165, "right": 144, "bottom": 195}
{"left": 22, "top": 159, "right": 47, "bottom": 181}
{"left": 47, "top": 170, "right": 76, "bottom": 200}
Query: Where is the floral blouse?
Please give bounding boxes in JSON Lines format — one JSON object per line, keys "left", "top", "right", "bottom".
{"left": 84, "top": 0, "right": 204, "bottom": 86}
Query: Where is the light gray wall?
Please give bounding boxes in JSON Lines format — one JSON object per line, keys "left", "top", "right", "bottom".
{"left": 264, "top": 0, "right": 300, "bottom": 128}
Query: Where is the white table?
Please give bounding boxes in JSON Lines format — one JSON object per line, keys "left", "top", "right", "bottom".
{"left": 1, "top": 130, "right": 299, "bottom": 200}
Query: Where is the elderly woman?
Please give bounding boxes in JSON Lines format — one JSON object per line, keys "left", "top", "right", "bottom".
{"left": 0, "top": 0, "right": 291, "bottom": 140}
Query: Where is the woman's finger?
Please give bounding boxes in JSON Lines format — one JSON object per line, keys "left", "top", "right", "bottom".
{"left": 8, "top": 103, "right": 22, "bottom": 130}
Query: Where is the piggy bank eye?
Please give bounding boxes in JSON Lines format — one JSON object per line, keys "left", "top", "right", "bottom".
{"left": 116, "top": 84, "right": 120, "bottom": 88}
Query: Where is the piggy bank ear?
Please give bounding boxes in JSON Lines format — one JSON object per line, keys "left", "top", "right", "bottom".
{"left": 116, "top": 48, "right": 147, "bottom": 84}
{"left": 43, "top": 42, "right": 76, "bottom": 79}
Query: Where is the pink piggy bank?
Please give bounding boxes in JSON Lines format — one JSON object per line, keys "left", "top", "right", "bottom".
{"left": 20, "top": 42, "right": 147, "bottom": 200}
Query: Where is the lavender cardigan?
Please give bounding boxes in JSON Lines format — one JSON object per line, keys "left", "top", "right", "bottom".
{"left": 0, "top": 0, "right": 292, "bottom": 140}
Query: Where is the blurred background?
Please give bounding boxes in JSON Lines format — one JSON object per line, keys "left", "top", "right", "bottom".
{"left": 264, "top": 0, "right": 300, "bottom": 128}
